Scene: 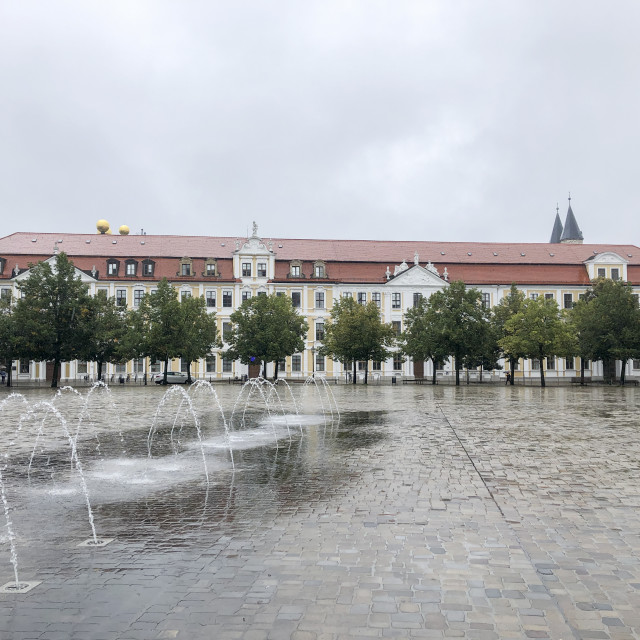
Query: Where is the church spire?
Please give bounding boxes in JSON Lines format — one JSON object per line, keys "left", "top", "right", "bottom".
{"left": 560, "top": 194, "right": 583, "bottom": 244}
{"left": 549, "top": 203, "right": 563, "bottom": 243}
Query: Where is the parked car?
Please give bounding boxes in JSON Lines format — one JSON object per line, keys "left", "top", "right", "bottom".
{"left": 153, "top": 371, "right": 189, "bottom": 384}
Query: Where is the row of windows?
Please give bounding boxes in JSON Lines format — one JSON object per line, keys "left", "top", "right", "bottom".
{"left": 0, "top": 285, "right": 564, "bottom": 312}
{"left": 241, "top": 262, "right": 268, "bottom": 277}
{"left": 4, "top": 280, "right": 637, "bottom": 314}
{"left": 290, "top": 261, "right": 327, "bottom": 279}
{"left": 103, "top": 263, "right": 624, "bottom": 282}
{"left": 108, "top": 288, "right": 236, "bottom": 307}
{"left": 24, "top": 355, "right": 640, "bottom": 380}
{"left": 107, "top": 259, "right": 155, "bottom": 277}
{"left": 105, "top": 258, "right": 223, "bottom": 278}
{"left": 598, "top": 267, "right": 620, "bottom": 280}
{"left": 116, "top": 288, "right": 640, "bottom": 311}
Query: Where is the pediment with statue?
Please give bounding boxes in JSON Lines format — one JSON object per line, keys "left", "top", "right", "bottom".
{"left": 384, "top": 252, "right": 449, "bottom": 287}
{"left": 234, "top": 221, "right": 274, "bottom": 256}
{"left": 385, "top": 265, "right": 448, "bottom": 287}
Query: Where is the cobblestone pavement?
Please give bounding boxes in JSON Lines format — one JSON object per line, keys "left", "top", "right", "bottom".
{"left": 1, "top": 385, "right": 639, "bottom": 639}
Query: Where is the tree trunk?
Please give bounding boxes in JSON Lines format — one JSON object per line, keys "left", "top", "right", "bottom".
{"left": 455, "top": 356, "right": 460, "bottom": 386}
{"left": 262, "top": 360, "right": 267, "bottom": 378}
{"left": 620, "top": 358, "right": 627, "bottom": 386}
{"left": 273, "top": 360, "right": 279, "bottom": 381}
{"left": 5, "top": 358, "right": 12, "bottom": 388}
{"left": 431, "top": 358, "right": 437, "bottom": 385}
{"left": 580, "top": 357, "right": 585, "bottom": 385}
{"left": 364, "top": 364, "right": 368, "bottom": 385}
{"left": 510, "top": 358, "right": 516, "bottom": 385}
{"left": 163, "top": 357, "right": 169, "bottom": 384}
{"left": 186, "top": 361, "right": 192, "bottom": 384}
{"left": 97, "top": 360, "right": 103, "bottom": 381}
{"left": 352, "top": 360, "right": 357, "bottom": 384}
{"left": 51, "top": 358, "right": 60, "bottom": 388}
{"left": 479, "top": 365, "right": 483, "bottom": 383}
{"left": 539, "top": 351, "right": 545, "bottom": 388}
{"left": 603, "top": 357, "right": 616, "bottom": 384}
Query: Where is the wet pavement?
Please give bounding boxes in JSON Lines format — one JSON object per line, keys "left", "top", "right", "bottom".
{"left": 1, "top": 383, "right": 640, "bottom": 639}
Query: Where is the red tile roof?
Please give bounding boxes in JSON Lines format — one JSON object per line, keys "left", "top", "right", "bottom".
{"left": 443, "top": 264, "right": 593, "bottom": 286}
{"left": 1, "top": 232, "right": 639, "bottom": 286}
{"left": 0, "top": 232, "right": 638, "bottom": 265}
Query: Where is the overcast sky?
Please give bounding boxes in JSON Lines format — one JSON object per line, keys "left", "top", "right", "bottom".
{"left": 1, "top": 1, "right": 639, "bottom": 245}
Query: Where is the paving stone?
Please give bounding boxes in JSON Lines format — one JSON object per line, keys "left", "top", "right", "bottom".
{"left": 1, "top": 386, "right": 639, "bottom": 639}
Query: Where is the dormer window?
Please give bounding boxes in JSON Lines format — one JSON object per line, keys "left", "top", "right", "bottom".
{"left": 242, "top": 262, "right": 252, "bottom": 277}
{"left": 289, "top": 260, "right": 303, "bottom": 278}
{"left": 204, "top": 259, "right": 218, "bottom": 277}
{"left": 0, "top": 258, "right": 5, "bottom": 275}
{"left": 313, "top": 261, "right": 326, "bottom": 279}
{"left": 142, "top": 259, "right": 155, "bottom": 276}
{"left": 179, "top": 257, "right": 193, "bottom": 276}
{"left": 107, "top": 259, "right": 120, "bottom": 276}
{"left": 611, "top": 268, "right": 620, "bottom": 281}
{"left": 257, "top": 262, "right": 267, "bottom": 277}
{"left": 125, "top": 260, "right": 138, "bottom": 276}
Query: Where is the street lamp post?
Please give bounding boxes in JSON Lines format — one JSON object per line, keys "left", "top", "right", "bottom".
{"left": 310, "top": 346, "right": 316, "bottom": 378}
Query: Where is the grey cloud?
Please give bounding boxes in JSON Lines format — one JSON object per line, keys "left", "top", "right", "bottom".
{"left": 1, "top": 1, "right": 639, "bottom": 243}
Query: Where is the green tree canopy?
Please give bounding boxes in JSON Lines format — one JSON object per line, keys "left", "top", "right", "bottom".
{"left": 0, "top": 295, "right": 16, "bottom": 386}
{"left": 176, "top": 294, "right": 220, "bottom": 383}
{"left": 12, "top": 253, "right": 92, "bottom": 387}
{"left": 569, "top": 278, "right": 640, "bottom": 384}
{"left": 491, "top": 284, "right": 526, "bottom": 385}
{"left": 500, "top": 296, "right": 574, "bottom": 387}
{"left": 226, "top": 293, "right": 308, "bottom": 379}
{"left": 321, "top": 296, "right": 396, "bottom": 384}
{"left": 427, "top": 281, "right": 492, "bottom": 386}
{"left": 132, "top": 278, "right": 183, "bottom": 384}
{"left": 400, "top": 296, "right": 449, "bottom": 385}
{"left": 79, "top": 291, "right": 130, "bottom": 381}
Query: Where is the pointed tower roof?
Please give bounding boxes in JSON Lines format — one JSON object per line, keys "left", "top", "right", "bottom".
{"left": 560, "top": 195, "right": 583, "bottom": 243}
{"left": 549, "top": 204, "right": 563, "bottom": 243}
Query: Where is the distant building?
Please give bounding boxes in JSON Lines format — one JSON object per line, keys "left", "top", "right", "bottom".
{"left": 0, "top": 209, "right": 638, "bottom": 383}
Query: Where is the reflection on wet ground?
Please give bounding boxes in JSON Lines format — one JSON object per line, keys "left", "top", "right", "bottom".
{"left": 1, "top": 383, "right": 640, "bottom": 639}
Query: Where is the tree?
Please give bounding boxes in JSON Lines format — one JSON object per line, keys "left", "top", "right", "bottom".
{"left": 570, "top": 278, "right": 640, "bottom": 384}
{"left": 400, "top": 296, "right": 449, "bottom": 385}
{"left": 427, "top": 281, "right": 492, "bottom": 386}
{"left": 176, "top": 295, "right": 220, "bottom": 383}
{"left": 491, "top": 284, "right": 526, "bottom": 385}
{"left": 463, "top": 318, "right": 502, "bottom": 382}
{"left": 226, "top": 293, "right": 308, "bottom": 379}
{"left": 79, "top": 291, "right": 130, "bottom": 381}
{"left": 132, "top": 279, "right": 183, "bottom": 385}
{"left": 12, "top": 253, "right": 92, "bottom": 388}
{"left": 321, "top": 297, "right": 396, "bottom": 384}
{"left": 500, "top": 297, "right": 574, "bottom": 387}
{"left": 0, "top": 295, "right": 16, "bottom": 387}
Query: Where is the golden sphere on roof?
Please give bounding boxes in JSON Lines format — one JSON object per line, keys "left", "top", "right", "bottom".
{"left": 105, "top": 228, "right": 112, "bottom": 235}
{"left": 119, "top": 225, "right": 130, "bottom": 235}
{"left": 96, "top": 219, "right": 110, "bottom": 234}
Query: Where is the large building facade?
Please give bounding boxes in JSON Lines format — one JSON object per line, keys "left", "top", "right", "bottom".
{"left": 1, "top": 213, "right": 639, "bottom": 384}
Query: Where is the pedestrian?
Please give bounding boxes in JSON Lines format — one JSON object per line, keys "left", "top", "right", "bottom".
{"left": 505, "top": 371, "right": 511, "bottom": 385}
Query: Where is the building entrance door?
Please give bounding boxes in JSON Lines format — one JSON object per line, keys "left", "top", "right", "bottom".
{"left": 413, "top": 360, "right": 424, "bottom": 379}
{"left": 45, "top": 361, "right": 55, "bottom": 382}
